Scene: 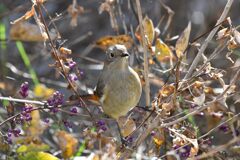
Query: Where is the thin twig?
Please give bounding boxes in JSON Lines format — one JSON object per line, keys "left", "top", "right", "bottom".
{"left": 135, "top": 0, "right": 150, "bottom": 106}
{"left": 183, "top": 0, "right": 234, "bottom": 80}
{"left": 159, "top": 112, "right": 240, "bottom": 159}
{"left": 0, "top": 96, "right": 45, "bottom": 106}
{"left": 192, "top": 136, "right": 240, "bottom": 160}
{"left": 35, "top": 1, "right": 94, "bottom": 120}
{"left": 162, "top": 68, "right": 240, "bottom": 127}
{"left": 159, "top": 0, "right": 174, "bottom": 35}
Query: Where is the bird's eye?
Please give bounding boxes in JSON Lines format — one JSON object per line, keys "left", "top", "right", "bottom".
{"left": 110, "top": 52, "right": 114, "bottom": 58}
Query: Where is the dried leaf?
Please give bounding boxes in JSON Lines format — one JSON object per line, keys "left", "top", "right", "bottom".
{"left": 160, "top": 84, "right": 175, "bottom": 97}
{"left": 99, "top": 0, "right": 118, "bottom": 31}
{"left": 96, "top": 35, "right": 133, "bottom": 50}
{"left": 175, "top": 22, "right": 191, "bottom": 58}
{"left": 143, "top": 16, "right": 155, "bottom": 44}
{"left": 10, "top": 22, "right": 56, "bottom": 41}
{"left": 233, "top": 29, "right": 240, "bottom": 45}
{"left": 162, "top": 102, "right": 174, "bottom": 112}
{"left": 193, "top": 93, "right": 205, "bottom": 106}
{"left": 117, "top": 117, "right": 136, "bottom": 137}
{"left": 155, "top": 38, "right": 173, "bottom": 62}
{"left": 11, "top": 6, "right": 35, "bottom": 24}
{"left": 135, "top": 16, "right": 155, "bottom": 44}
{"left": 59, "top": 47, "right": 72, "bottom": 55}
{"left": 216, "top": 28, "right": 229, "bottom": 40}
{"left": 67, "top": 3, "right": 84, "bottom": 27}
{"left": 55, "top": 131, "right": 78, "bottom": 159}
{"left": 228, "top": 38, "right": 238, "bottom": 51}
{"left": 153, "top": 137, "right": 164, "bottom": 148}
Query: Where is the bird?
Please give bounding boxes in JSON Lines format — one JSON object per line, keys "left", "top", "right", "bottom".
{"left": 95, "top": 44, "right": 142, "bottom": 120}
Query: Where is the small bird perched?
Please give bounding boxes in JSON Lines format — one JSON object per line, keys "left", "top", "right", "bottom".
{"left": 96, "top": 44, "right": 142, "bottom": 120}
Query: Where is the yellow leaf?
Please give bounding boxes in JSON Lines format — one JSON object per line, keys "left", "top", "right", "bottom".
{"left": 153, "top": 137, "right": 164, "bottom": 147}
{"left": 19, "top": 151, "right": 59, "bottom": 160}
{"left": 34, "top": 84, "right": 55, "bottom": 99}
{"left": 135, "top": 16, "right": 155, "bottom": 44}
{"left": 155, "top": 38, "right": 173, "bottom": 62}
{"left": 26, "top": 110, "right": 46, "bottom": 137}
{"left": 96, "top": 35, "right": 133, "bottom": 50}
{"left": 55, "top": 131, "right": 78, "bottom": 159}
{"left": 175, "top": 22, "right": 191, "bottom": 58}
{"left": 143, "top": 16, "right": 155, "bottom": 44}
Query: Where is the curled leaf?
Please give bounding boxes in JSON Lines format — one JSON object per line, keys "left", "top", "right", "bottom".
{"left": 160, "top": 84, "right": 175, "bottom": 97}
{"left": 67, "top": 3, "right": 84, "bottom": 27}
{"left": 11, "top": 6, "right": 35, "bottom": 24}
{"left": 96, "top": 35, "right": 133, "bottom": 50}
{"left": 175, "top": 22, "right": 191, "bottom": 58}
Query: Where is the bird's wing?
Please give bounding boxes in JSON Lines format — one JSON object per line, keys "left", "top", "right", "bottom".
{"left": 95, "top": 66, "right": 108, "bottom": 98}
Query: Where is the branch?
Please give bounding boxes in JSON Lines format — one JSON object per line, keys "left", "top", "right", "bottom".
{"left": 183, "top": 0, "right": 234, "bottom": 80}
{"left": 135, "top": 0, "right": 150, "bottom": 106}
{"left": 0, "top": 96, "right": 45, "bottom": 106}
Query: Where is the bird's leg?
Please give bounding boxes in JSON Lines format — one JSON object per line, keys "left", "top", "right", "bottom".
{"left": 116, "top": 120, "right": 128, "bottom": 148}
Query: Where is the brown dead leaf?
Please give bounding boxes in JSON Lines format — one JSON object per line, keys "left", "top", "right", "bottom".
{"left": 11, "top": 6, "right": 35, "bottom": 24}
{"left": 95, "top": 35, "right": 133, "bottom": 50}
{"left": 10, "top": 22, "right": 49, "bottom": 41}
{"left": 60, "top": 47, "right": 72, "bottom": 55}
{"left": 160, "top": 84, "right": 175, "bottom": 97}
{"left": 175, "top": 22, "right": 191, "bottom": 58}
{"left": 99, "top": 0, "right": 118, "bottom": 31}
{"left": 216, "top": 28, "right": 229, "bottom": 40}
{"left": 162, "top": 102, "right": 174, "bottom": 112}
{"left": 55, "top": 131, "right": 78, "bottom": 159}
{"left": 193, "top": 93, "right": 205, "bottom": 106}
{"left": 67, "top": 2, "right": 84, "bottom": 27}
{"left": 155, "top": 38, "right": 174, "bottom": 62}
{"left": 117, "top": 117, "right": 136, "bottom": 137}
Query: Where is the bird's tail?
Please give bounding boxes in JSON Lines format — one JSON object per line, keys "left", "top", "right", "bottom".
{"left": 69, "top": 94, "right": 100, "bottom": 105}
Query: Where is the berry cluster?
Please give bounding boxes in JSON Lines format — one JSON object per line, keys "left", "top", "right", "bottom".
{"left": 7, "top": 129, "right": 21, "bottom": 144}
{"left": 47, "top": 91, "right": 64, "bottom": 113}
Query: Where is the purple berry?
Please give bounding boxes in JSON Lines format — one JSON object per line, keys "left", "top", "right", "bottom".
{"left": 19, "top": 82, "right": 29, "bottom": 98}
{"left": 70, "top": 107, "right": 78, "bottom": 114}
{"left": 97, "top": 120, "right": 105, "bottom": 126}
{"left": 150, "top": 131, "right": 156, "bottom": 136}
{"left": 69, "top": 61, "right": 76, "bottom": 69}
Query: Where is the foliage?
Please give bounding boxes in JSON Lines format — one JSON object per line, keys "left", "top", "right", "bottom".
{"left": 0, "top": 0, "right": 239, "bottom": 159}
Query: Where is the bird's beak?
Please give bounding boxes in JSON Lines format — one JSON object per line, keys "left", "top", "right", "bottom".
{"left": 121, "top": 52, "right": 129, "bottom": 57}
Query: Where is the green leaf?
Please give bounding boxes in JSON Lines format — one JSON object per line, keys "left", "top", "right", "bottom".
{"left": 17, "top": 145, "right": 28, "bottom": 153}
{"left": 0, "top": 23, "right": 6, "bottom": 49}
{"left": 16, "top": 41, "right": 39, "bottom": 86}
{"left": 19, "top": 152, "right": 59, "bottom": 160}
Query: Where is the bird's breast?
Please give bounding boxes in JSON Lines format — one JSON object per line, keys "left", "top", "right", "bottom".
{"left": 100, "top": 67, "right": 142, "bottom": 119}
